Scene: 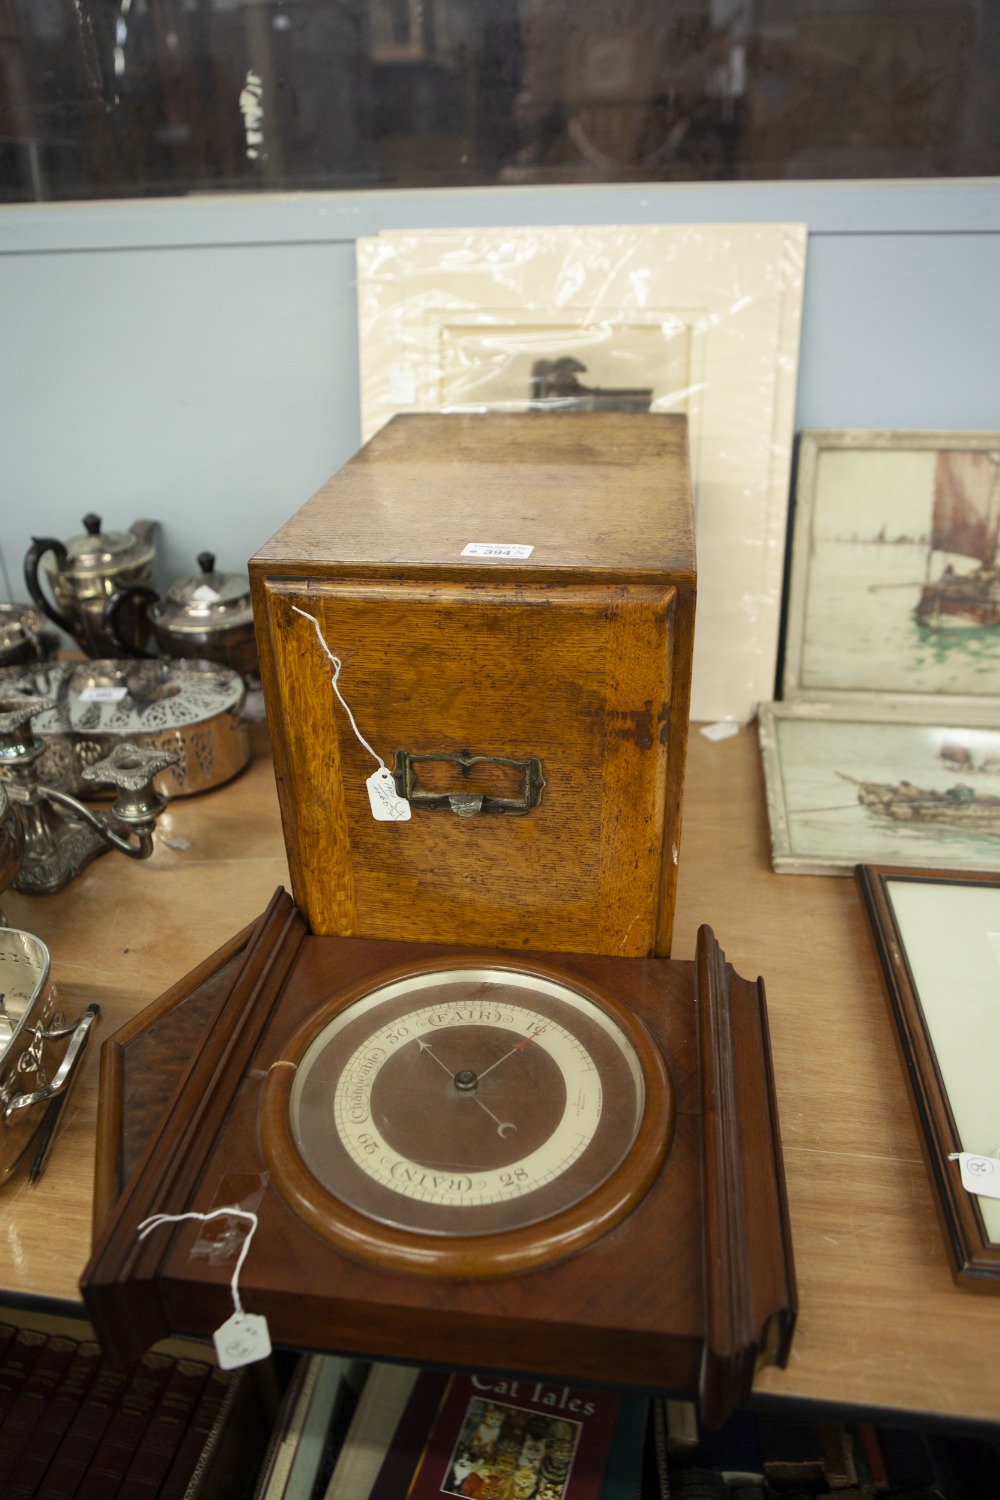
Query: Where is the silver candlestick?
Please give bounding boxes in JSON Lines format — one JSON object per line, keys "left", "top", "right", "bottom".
{"left": 0, "top": 694, "right": 179, "bottom": 895}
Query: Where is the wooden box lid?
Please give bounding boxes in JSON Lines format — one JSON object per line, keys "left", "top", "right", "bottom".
{"left": 250, "top": 411, "right": 695, "bottom": 582}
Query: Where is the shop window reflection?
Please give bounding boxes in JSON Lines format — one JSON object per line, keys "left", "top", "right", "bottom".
{"left": 0, "top": 0, "right": 996, "bottom": 203}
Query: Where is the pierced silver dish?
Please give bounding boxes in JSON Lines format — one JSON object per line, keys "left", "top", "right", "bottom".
{"left": 0, "top": 929, "right": 98, "bottom": 1183}
{"left": 0, "top": 658, "right": 250, "bottom": 799}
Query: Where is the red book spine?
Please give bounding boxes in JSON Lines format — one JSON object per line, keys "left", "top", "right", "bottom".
{"left": 0, "top": 1322, "right": 18, "bottom": 1367}
{"left": 115, "top": 1358, "right": 212, "bottom": 1500}
{"left": 859, "top": 1422, "right": 891, "bottom": 1494}
{"left": 157, "top": 1366, "right": 238, "bottom": 1500}
{"left": 5, "top": 1341, "right": 103, "bottom": 1500}
{"left": 70, "top": 1351, "right": 176, "bottom": 1500}
{"left": 34, "top": 1361, "right": 133, "bottom": 1499}
{"left": 0, "top": 1327, "right": 48, "bottom": 1424}
{"left": 0, "top": 1334, "right": 79, "bottom": 1486}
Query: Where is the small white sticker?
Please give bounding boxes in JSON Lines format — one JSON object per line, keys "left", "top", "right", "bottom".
{"left": 389, "top": 363, "right": 417, "bottom": 404}
{"left": 191, "top": 584, "right": 222, "bottom": 603}
{"left": 213, "top": 1310, "right": 272, "bottom": 1369}
{"left": 461, "top": 543, "right": 534, "bottom": 559}
{"left": 366, "top": 767, "right": 412, "bottom": 822}
{"left": 78, "top": 686, "right": 128, "bottom": 704}
{"left": 700, "top": 720, "right": 741, "bottom": 742}
{"left": 950, "top": 1152, "right": 1000, "bottom": 1200}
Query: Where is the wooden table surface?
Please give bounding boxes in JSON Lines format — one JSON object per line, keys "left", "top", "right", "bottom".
{"left": 2, "top": 720, "right": 999, "bottom": 1428}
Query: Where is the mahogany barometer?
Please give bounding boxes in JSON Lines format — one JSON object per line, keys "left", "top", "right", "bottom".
{"left": 83, "top": 893, "right": 796, "bottom": 1430}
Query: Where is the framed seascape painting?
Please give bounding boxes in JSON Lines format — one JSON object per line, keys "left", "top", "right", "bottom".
{"left": 758, "top": 701, "right": 1000, "bottom": 876}
{"left": 782, "top": 430, "right": 1000, "bottom": 709}
{"left": 857, "top": 865, "right": 1000, "bottom": 1289}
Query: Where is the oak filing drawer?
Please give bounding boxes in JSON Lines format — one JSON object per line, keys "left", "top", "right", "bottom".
{"left": 249, "top": 410, "right": 695, "bottom": 956}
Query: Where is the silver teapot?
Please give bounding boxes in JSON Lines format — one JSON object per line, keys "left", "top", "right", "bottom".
{"left": 103, "top": 551, "right": 258, "bottom": 678}
{"left": 24, "top": 514, "right": 158, "bottom": 659}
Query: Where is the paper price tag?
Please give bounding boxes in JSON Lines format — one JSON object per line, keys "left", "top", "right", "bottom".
{"left": 78, "top": 686, "right": 128, "bottom": 704}
{"left": 950, "top": 1152, "right": 1000, "bottom": 1199}
{"left": 366, "top": 767, "right": 411, "bottom": 822}
{"left": 213, "top": 1311, "right": 272, "bottom": 1369}
{"left": 461, "top": 542, "right": 534, "bottom": 559}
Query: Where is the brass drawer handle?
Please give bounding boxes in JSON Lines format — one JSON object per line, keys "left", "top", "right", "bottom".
{"left": 392, "top": 751, "right": 546, "bottom": 818}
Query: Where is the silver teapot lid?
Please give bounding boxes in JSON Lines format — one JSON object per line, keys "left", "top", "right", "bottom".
{"left": 151, "top": 552, "right": 254, "bottom": 633}
{"left": 62, "top": 514, "right": 157, "bottom": 576}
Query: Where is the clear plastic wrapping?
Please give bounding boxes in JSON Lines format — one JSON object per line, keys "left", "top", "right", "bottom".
{"left": 356, "top": 222, "right": 806, "bottom": 723}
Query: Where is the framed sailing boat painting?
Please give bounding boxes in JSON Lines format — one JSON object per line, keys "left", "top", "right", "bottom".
{"left": 782, "top": 431, "right": 1000, "bottom": 710}
{"left": 759, "top": 700, "right": 1000, "bottom": 875}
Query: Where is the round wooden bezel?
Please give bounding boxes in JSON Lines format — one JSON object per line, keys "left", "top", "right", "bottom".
{"left": 259, "top": 954, "right": 675, "bottom": 1279}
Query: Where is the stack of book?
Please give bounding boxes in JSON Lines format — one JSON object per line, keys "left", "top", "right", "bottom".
{"left": 317, "top": 1361, "right": 650, "bottom": 1500}
{"left": 651, "top": 1398, "right": 1000, "bottom": 1499}
{"left": 0, "top": 1321, "right": 275, "bottom": 1500}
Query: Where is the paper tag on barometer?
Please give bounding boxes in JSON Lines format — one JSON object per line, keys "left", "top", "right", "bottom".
{"left": 213, "top": 1311, "right": 272, "bottom": 1369}
{"left": 950, "top": 1152, "right": 1000, "bottom": 1199}
{"left": 366, "top": 767, "right": 411, "bottom": 822}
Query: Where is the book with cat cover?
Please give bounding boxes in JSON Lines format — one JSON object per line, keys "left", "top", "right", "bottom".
{"left": 373, "top": 1370, "right": 629, "bottom": 1500}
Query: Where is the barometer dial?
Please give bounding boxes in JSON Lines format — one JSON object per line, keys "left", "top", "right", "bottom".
{"left": 261, "top": 962, "right": 674, "bottom": 1277}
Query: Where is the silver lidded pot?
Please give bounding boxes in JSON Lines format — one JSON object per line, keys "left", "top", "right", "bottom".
{"left": 24, "top": 514, "right": 157, "bottom": 659}
{"left": 0, "top": 605, "right": 59, "bottom": 671}
{"left": 103, "top": 551, "right": 258, "bottom": 678}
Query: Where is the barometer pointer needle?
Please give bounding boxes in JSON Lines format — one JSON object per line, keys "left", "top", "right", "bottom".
{"left": 415, "top": 1037, "right": 455, "bottom": 1077}
{"left": 474, "top": 1097, "right": 516, "bottom": 1136}
{"left": 476, "top": 1027, "right": 547, "bottom": 1081}
{"left": 415, "top": 1038, "right": 516, "bottom": 1136}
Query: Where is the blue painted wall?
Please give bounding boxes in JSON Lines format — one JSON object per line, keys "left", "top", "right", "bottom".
{"left": 1, "top": 180, "right": 998, "bottom": 605}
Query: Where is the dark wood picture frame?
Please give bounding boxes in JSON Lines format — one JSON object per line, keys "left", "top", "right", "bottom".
{"left": 857, "top": 864, "right": 1000, "bottom": 1291}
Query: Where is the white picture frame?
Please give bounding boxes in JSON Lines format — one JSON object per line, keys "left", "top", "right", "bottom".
{"left": 356, "top": 222, "right": 806, "bottom": 725}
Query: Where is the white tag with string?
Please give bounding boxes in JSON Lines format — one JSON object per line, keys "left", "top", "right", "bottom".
{"left": 949, "top": 1152, "right": 1000, "bottom": 1200}
{"left": 366, "top": 765, "right": 411, "bottom": 821}
{"left": 213, "top": 1309, "right": 272, "bottom": 1370}
{"left": 137, "top": 1207, "right": 272, "bottom": 1369}
{"left": 293, "top": 606, "right": 411, "bottom": 823}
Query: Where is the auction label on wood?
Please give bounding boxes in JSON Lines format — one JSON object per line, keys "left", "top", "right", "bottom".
{"left": 461, "top": 542, "right": 534, "bottom": 559}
